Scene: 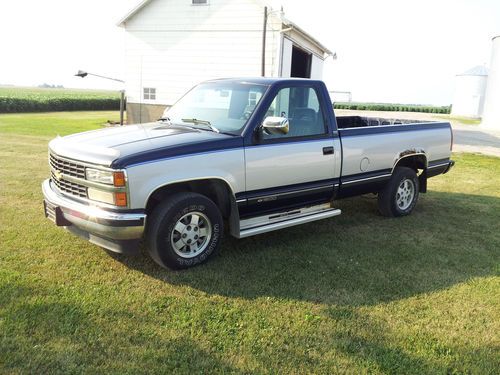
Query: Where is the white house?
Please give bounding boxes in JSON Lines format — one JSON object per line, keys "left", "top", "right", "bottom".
{"left": 118, "top": 0, "right": 333, "bottom": 123}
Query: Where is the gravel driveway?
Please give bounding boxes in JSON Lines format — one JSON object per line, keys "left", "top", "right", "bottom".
{"left": 335, "top": 110, "right": 500, "bottom": 157}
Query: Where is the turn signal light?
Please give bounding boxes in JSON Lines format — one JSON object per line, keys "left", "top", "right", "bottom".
{"left": 115, "top": 192, "right": 128, "bottom": 207}
{"left": 113, "top": 171, "right": 126, "bottom": 187}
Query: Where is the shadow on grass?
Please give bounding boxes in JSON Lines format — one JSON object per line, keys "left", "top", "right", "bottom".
{"left": 112, "top": 191, "right": 500, "bottom": 306}
{"left": 323, "top": 306, "right": 500, "bottom": 374}
{"left": 0, "top": 280, "right": 238, "bottom": 374}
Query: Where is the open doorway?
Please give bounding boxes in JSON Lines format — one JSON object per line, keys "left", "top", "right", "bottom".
{"left": 291, "top": 46, "right": 312, "bottom": 78}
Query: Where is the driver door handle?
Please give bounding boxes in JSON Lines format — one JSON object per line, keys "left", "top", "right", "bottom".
{"left": 323, "top": 146, "right": 334, "bottom": 155}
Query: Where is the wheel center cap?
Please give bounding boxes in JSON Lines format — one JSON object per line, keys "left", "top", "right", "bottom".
{"left": 181, "top": 226, "right": 200, "bottom": 245}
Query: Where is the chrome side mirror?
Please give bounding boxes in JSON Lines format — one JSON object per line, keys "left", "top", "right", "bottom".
{"left": 262, "top": 116, "right": 289, "bottom": 135}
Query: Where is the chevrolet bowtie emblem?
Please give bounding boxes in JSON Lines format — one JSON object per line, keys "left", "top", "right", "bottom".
{"left": 54, "top": 170, "right": 62, "bottom": 181}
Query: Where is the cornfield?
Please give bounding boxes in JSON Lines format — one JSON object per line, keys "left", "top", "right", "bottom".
{"left": 0, "top": 86, "right": 121, "bottom": 113}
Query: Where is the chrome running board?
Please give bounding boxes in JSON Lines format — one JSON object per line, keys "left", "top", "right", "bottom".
{"left": 238, "top": 203, "right": 341, "bottom": 238}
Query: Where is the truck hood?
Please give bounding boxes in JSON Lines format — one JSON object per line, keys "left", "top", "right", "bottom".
{"left": 49, "top": 123, "right": 241, "bottom": 167}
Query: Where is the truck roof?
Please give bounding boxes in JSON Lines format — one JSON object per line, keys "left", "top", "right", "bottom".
{"left": 204, "top": 77, "right": 324, "bottom": 85}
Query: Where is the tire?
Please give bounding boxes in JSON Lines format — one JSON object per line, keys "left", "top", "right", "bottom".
{"left": 146, "top": 192, "right": 223, "bottom": 269}
{"left": 378, "top": 167, "right": 419, "bottom": 217}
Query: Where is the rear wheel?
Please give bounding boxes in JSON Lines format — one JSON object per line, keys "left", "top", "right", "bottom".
{"left": 378, "top": 167, "right": 419, "bottom": 217}
{"left": 146, "top": 192, "right": 223, "bottom": 269}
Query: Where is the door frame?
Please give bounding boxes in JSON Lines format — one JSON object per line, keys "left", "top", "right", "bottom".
{"left": 238, "top": 81, "right": 340, "bottom": 218}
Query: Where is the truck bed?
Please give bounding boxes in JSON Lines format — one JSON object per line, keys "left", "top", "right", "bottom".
{"left": 336, "top": 116, "right": 429, "bottom": 129}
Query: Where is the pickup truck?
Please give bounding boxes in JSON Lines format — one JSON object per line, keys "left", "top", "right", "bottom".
{"left": 43, "top": 78, "right": 454, "bottom": 269}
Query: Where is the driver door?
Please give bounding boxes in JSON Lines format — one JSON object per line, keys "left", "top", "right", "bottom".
{"left": 242, "top": 85, "right": 338, "bottom": 217}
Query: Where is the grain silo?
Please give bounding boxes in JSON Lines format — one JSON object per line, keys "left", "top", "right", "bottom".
{"left": 481, "top": 36, "right": 500, "bottom": 128}
{"left": 451, "top": 65, "right": 488, "bottom": 119}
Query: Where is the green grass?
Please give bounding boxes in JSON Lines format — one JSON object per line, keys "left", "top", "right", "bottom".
{"left": 0, "top": 111, "right": 119, "bottom": 136}
{"left": 434, "top": 115, "right": 482, "bottom": 126}
{"left": 1, "top": 112, "right": 499, "bottom": 374}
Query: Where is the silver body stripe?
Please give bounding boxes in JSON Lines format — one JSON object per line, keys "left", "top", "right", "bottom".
{"left": 428, "top": 162, "right": 450, "bottom": 169}
{"left": 342, "top": 174, "right": 392, "bottom": 185}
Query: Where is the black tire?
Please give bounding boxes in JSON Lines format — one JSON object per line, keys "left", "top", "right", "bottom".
{"left": 378, "top": 167, "right": 419, "bottom": 217}
{"left": 146, "top": 192, "right": 223, "bottom": 270}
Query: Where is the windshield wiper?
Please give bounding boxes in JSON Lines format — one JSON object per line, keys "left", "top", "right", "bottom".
{"left": 158, "top": 116, "right": 172, "bottom": 123}
{"left": 181, "top": 118, "right": 219, "bottom": 133}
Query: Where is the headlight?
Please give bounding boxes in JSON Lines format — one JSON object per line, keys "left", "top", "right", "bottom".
{"left": 88, "top": 188, "right": 128, "bottom": 207}
{"left": 86, "top": 169, "right": 126, "bottom": 187}
{"left": 86, "top": 169, "right": 113, "bottom": 184}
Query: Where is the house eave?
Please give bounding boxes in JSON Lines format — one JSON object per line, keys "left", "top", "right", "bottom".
{"left": 116, "top": 0, "right": 152, "bottom": 27}
{"left": 279, "top": 16, "right": 333, "bottom": 56}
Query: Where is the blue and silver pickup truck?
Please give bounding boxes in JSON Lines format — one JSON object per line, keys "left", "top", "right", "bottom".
{"left": 43, "top": 78, "right": 454, "bottom": 269}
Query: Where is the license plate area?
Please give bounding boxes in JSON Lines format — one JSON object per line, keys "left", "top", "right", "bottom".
{"left": 44, "top": 201, "right": 72, "bottom": 226}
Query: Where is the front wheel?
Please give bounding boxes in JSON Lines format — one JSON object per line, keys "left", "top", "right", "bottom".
{"left": 146, "top": 192, "right": 223, "bottom": 269}
{"left": 378, "top": 167, "right": 419, "bottom": 217}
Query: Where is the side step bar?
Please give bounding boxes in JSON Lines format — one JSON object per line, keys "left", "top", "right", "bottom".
{"left": 238, "top": 204, "right": 341, "bottom": 238}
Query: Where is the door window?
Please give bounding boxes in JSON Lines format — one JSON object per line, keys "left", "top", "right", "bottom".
{"left": 263, "top": 87, "right": 326, "bottom": 139}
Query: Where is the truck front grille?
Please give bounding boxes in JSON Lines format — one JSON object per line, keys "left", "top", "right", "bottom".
{"left": 49, "top": 153, "right": 86, "bottom": 179}
{"left": 50, "top": 170, "right": 88, "bottom": 198}
{"left": 49, "top": 153, "right": 88, "bottom": 198}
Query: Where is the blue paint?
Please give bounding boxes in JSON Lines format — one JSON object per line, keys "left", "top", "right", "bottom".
{"left": 112, "top": 137, "right": 244, "bottom": 168}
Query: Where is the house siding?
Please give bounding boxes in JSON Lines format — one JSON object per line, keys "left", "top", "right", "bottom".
{"left": 124, "top": 0, "right": 281, "bottom": 114}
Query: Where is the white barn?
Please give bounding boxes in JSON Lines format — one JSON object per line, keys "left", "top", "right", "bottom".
{"left": 118, "top": 0, "right": 333, "bottom": 123}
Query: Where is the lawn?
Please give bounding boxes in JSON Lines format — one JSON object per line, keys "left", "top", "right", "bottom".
{"left": 434, "top": 115, "right": 482, "bottom": 126}
{"left": 1, "top": 112, "right": 499, "bottom": 374}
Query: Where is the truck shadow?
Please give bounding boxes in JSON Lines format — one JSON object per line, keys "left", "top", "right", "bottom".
{"left": 112, "top": 191, "right": 500, "bottom": 307}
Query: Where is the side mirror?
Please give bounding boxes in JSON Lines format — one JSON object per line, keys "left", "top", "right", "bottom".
{"left": 262, "top": 116, "right": 289, "bottom": 135}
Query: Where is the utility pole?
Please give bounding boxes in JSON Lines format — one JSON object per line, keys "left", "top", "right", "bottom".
{"left": 261, "top": 6, "right": 268, "bottom": 77}
{"left": 75, "top": 70, "right": 126, "bottom": 126}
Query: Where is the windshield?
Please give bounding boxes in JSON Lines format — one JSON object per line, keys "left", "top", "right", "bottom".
{"left": 162, "top": 82, "right": 269, "bottom": 134}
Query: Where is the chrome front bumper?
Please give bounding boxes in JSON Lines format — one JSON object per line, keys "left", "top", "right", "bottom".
{"left": 42, "top": 179, "right": 146, "bottom": 254}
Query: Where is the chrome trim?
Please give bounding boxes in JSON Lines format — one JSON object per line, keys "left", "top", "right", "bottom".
{"left": 262, "top": 116, "right": 290, "bottom": 135}
{"left": 52, "top": 171, "right": 127, "bottom": 192}
{"left": 49, "top": 150, "right": 130, "bottom": 208}
{"left": 427, "top": 162, "right": 450, "bottom": 169}
{"left": 42, "top": 179, "right": 145, "bottom": 241}
{"left": 342, "top": 174, "right": 392, "bottom": 185}
{"left": 391, "top": 152, "right": 427, "bottom": 174}
{"left": 239, "top": 208, "right": 341, "bottom": 238}
{"left": 241, "top": 203, "right": 332, "bottom": 230}
{"left": 236, "top": 199, "right": 247, "bottom": 203}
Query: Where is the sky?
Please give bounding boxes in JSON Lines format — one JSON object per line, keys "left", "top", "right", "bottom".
{"left": 0, "top": 0, "right": 499, "bottom": 105}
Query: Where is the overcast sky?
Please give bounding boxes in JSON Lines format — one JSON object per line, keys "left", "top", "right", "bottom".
{"left": 0, "top": 0, "right": 499, "bottom": 105}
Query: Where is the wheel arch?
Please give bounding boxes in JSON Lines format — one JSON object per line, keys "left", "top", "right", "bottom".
{"left": 392, "top": 151, "right": 427, "bottom": 172}
{"left": 392, "top": 151, "right": 428, "bottom": 193}
{"left": 145, "top": 177, "right": 240, "bottom": 236}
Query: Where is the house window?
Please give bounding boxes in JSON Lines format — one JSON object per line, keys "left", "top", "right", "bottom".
{"left": 143, "top": 88, "right": 156, "bottom": 100}
{"left": 248, "top": 91, "right": 262, "bottom": 106}
{"left": 192, "top": 0, "right": 208, "bottom": 5}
